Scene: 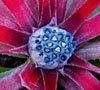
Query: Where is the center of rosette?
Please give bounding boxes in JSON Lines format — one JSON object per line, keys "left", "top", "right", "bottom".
{"left": 28, "top": 25, "right": 76, "bottom": 69}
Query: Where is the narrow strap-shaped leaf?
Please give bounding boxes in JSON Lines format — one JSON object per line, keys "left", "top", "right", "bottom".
{"left": 50, "top": 0, "right": 67, "bottom": 24}
{"left": 0, "top": 0, "right": 21, "bottom": 30}
{"left": 41, "top": 69, "right": 58, "bottom": 90}
{"left": 19, "top": 62, "right": 41, "bottom": 90}
{"left": 0, "top": 42, "right": 13, "bottom": 51}
{"left": 50, "top": 0, "right": 56, "bottom": 17}
{"left": 2, "top": 0, "right": 37, "bottom": 33}
{"left": 25, "top": 0, "right": 39, "bottom": 22}
{"left": 0, "top": 64, "right": 24, "bottom": 90}
{"left": 75, "top": 13, "right": 100, "bottom": 45}
{"left": 33, "top": 80, "right": 44, "bottom": 90}
{"left": 68, "top": 54, "right": 100, "bottom": 75}
{"left": 0, "top": 26, "right": 29, "bottom": 47}
{"left": 0, "top": 44, "right": 28, "bottom": 56}
{"left": 65, "top": 0, "right": 87, "bottom": 19}
{"left": 76, "top": 41, "right": 100, "bottom": 60}
{"left": 65, "top": 66, "right": 100, "bottom": 90}
{"left": 56, "top": 0, "right": 67, "bottom": 24}
{"left": 59, "top": 74, "right": 82, "bottom": 90}
{"left": 59, "top": 0, "right": 100, "bottom": 34}
{"left": 39, "top": 0, "right": 51, "bottom": 27}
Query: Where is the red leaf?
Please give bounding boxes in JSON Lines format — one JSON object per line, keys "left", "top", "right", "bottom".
{"left": 59, "top": 0, "right": 100, "bottom": 34}
{"left": 0, "top": 42, "right": 13, "bottom": 51}
{"left": 68, "top": 54, "right": 100, "bottom": 75}
{"left": 0, "top": 44, "right": 28, "bottom": 56}
{"left": 2, "top": 0, "right": 37, "bottom": 33}
{"left": 26, "top": 0, "right": 39, "bottom": 22}
{"left": 56, "top": 0, "right": 67, "bottom": 24}
{"left": 39, "top": 0, "right": 51, "bottom": 27}
{"left": 65, "top": 0, "right": 87, "bottom": 19}
{"left": 33, "top": 80, "right": 44, "bottom": 90}
{"left": 65, "top": 66, "right": 100, "bottom": 90}
{"left": 19, "top": 63, "right": 41, "bottom": 90}
{"left": 41, "top": 69, "right": 58, "bottom": 90}
{"left": 0, "top": 0, "right": 21, "bottom": 30}
{"left": 0, "top": 26, "right": 29, "bottom": 47}
{"left": 50, "top": 0, "right": 56, "bottom": 17}
{"left": 50, "top": 0, "right": 67, "bottom": 24}
{"left": 59, "top": 74, "right": 82, "bottom": 90}
{"left": 75, "top": 13, "right": 100, "bottom": 45}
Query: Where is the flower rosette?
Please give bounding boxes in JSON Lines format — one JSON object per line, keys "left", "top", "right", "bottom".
{"left": 0, "top": 0, "right": 100, "bottom": 90}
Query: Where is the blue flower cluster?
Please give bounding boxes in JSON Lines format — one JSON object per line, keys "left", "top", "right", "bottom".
{"left": 35, "top": 27, "right": 76, "bottom": 66}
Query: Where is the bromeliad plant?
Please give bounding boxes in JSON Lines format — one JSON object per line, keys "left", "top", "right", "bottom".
{"left": 0, "top": 0, "right": 100, "bottom": 90}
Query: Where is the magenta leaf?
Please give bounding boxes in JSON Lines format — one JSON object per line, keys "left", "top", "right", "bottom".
{"left": 75, "top": 13, "right": 100, "bottom": 45}
{"left": 59, "top": 74, "right": 82, "bottom": 90}
{"left": 56, "top": 0, "right": 67, "bottom": 24}
{"left": 26, "top": 0, "right": 39, "bottom": 22}
{"left": 2, "top": 0, "right": 37, "bottom": 32}
{"left": 0, "top": 44, "right": 28, "bottom": 56}
{"left": 65, "top": 0, "right": 87, "bottom": 19}
{"left": 39, "top": 0, "right": 51, "bottom": 27}
{"left": 59, "top": 0, "right": 100, "bottom": 34}
{"left": 41, "top": 69, "right": 58, "bottom": 90}
{"left": 76, "top": 41, "right": 100, "bottom": 60}
{"left": 0, "top": 64, "right": 25, "bottom": 90}
{"left": 19, "top": 62, "right": 41, "bottom": 90}
{"left": 0, "top": 26, "right": 29, "bottom": 47}
{"left": 65, "top": 66, "right": 100, "bottom": 90}
{"left": 33, "top": 80, "right": 44, "bottom": 90}
{"left": 68, "top": 54, "right": 100, "bottom": 75}
{"left": 0, "top": 0, "right": 21, "bottom": 30}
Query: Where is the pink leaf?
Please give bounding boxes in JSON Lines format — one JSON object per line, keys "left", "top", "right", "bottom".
{"left": 75, "top": 13, "right": 100, "bottom": 45}
{"left": 25, "top": 0, "right": 39, "bottom": 22}
{"left": 59, "top": 74, "right": 82, "bottom": 90}
{"left": 65, "top": 0, "right": 87, "bottom": 19}
{"left": 0, "top": 42, "right": 13, "bottom": 51}
{"left": 2, "top": 0, "right": 37, "bottom": 33}
{"left": 0, "top": 0, "right": 21, "bottom": 30}
{"left": 0, "top": 26, "right": 29, "bottom": 47}
{"left": 19, "top": 62, "right": 41, "bottom": 90}
{"left": 56, "top": 0, "right": 67, "bottom": 24}
{"left": 33, "top": 80, "right": 44, "bottom": 90}
{"left": 76, "top": 41, "right": 100, "bottom": 60}
{"left": 65, "top": 66, "right": 100, "bottom": 90}
{"left": 41, "top": 69, "right": 58, "bottom": 90}
{"left": 0, "top": 64, "right": 24, "bottom": 90}
{"left": 0, "top": 44, "right": 28, "bottom": 56}
{"left": 59, "top": 0, "right": 100, "bottom": 34}
{"left": 50, "top": 0, "right": 56, "bottom": 17}
{"left": 68, "top": 54, "right": 100, "bottom": 75}
{"left": 39, "top": 0, "right": 51, "bottom": 27}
